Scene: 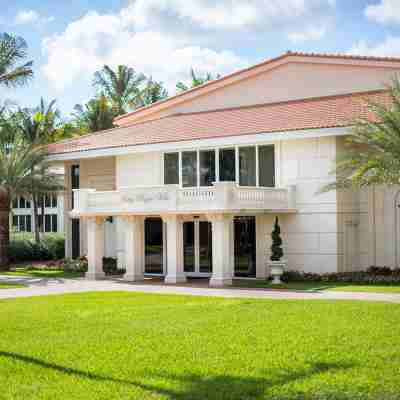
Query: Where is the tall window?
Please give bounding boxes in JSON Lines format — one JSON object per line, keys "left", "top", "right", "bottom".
{"left": 182, "top": 151, "right": 197, "bottom": 187}
{"left": 200, "top": 150, "right": 215, "bottom": 186}
{"left": 13, "top": 215, "right": 32, "bottom": 232}
{"left": 164, "top": 153, "right": 179, "bottom": 185}
{"left": 259, "top": 145, "right": 275, "bottom": 187}
{"left": 52, "top": 195, "right": 58, "bottom": 208}
{"left": 219, "top": 148, "right": 236, "bottom": 182}
{"left": 239, "top": 147, "right": 256, "bottom": 186}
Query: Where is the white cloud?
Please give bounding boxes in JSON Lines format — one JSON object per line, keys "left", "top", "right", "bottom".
{"left": 124, "top": 0, "right": 335, "bottom": 30}
{"left": 42, "top": 10, "right": 247, "bottom": 92}
{"left": 365, "top": 0, "right": 400, "bottom": 24}
{"left": 41, "top": 0, "right": 335, "bottom": 93}
{"left": 349, "top": 36, "right": 400, "bottom": 57}
{"left": 14, "top": 9, "right": 53, "bottom": 26}
{"left": 288, "top": 26, "right": 326, "bottom": 43}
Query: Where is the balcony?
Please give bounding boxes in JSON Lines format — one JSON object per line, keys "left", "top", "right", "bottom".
{"left": 71, "top": 182, "right": 297, "bottom": 217}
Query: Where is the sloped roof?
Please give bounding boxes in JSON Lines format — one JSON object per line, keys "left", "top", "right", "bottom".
{"left": 47, "top": 90, "right": 390, "bottom": 156}
{"left": 114, "top": 51, "right": 400, "bottom": 126}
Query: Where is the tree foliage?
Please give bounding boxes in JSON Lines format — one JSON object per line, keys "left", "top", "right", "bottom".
{"left": 176, "top": 68, "right": 220, "bottom": 92}
{"left": 0, "top": 33, "right": 33, "bottom": 88}
{"left": 93, "top": 65, "right": 146, "bottom": 116}
{"left": 323, "top": 79, "right": 400, "bottom": 192}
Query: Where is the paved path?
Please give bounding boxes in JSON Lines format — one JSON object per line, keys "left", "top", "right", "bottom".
{"left": 1, "top": 275, "right": 400, "bottom": 303}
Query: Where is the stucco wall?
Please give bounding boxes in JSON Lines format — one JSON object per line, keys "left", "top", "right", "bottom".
{"left": 128, "top": 62, "right": 400, "bottom": 124}
{"left": 64, "top": 157, "right": 117, "bottom": 258}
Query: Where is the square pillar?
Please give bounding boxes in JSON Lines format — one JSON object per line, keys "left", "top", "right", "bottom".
{"left": 123, "top": 216, "right": 145, "bottom": 281}
{"left": 86, "top": 216, "right": 106, "bottom": 280}
{"left": 163, "top": 215, "right": 186, "bottom": 284}
{"left": 208, "top": 213, "right": 234, "bottom": 287}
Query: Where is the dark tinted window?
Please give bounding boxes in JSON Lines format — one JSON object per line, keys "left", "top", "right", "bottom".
{"left": 219, "top": 149, "right": 235, "bottom": 182}
{"left": 164, "top": 153, "right": 179, "bottom": 185}
{"left": 200, "top": 150, "right": 215, "bottom": 186}
{"left": 259, "top": 145, "right": 275, "bottom": 187}
{"left": 182, "top": 151, "right": 197, "bottom": 187}
{"left": 239, "top": 147, "right": 256, "bottom": 186}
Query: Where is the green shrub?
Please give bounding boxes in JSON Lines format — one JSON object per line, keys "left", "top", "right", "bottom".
{"left": 281, "top": 267, "right": 400, "bottom": 285}
{"left": 9, "top": 234, "right": 65, "bottom": 262}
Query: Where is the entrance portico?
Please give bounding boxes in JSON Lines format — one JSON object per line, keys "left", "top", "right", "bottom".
{"left": 83, "top": 212, "right": 241, "bottom": 286}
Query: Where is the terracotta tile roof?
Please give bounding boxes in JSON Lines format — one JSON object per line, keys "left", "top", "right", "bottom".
{"left": 47, "top": 90, "right": 390, "bottom": 156}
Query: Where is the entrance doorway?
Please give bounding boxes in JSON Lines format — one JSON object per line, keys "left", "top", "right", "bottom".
{"left": 183, "top": 220, "right": 212, "bottom": 276}
{"left": 145, "top": 218, "right": 164, "bottom": 275}
{"left": 234, "top": 216, "right": 256, "bottom": 277}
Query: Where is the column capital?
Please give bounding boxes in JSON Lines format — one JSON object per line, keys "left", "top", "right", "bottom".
{"left": 85, "top": 216, "right": 107, "bottom": 225}
{"left": 121, "top": 215, "right": 145, "bottom": 223}
{"left": 206, "top": 213, "right": 233, "bottom": 223}
{"left": 161, "top": 214, "right": 183, "bottom": 223}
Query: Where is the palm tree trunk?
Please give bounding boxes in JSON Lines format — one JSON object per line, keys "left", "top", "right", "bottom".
{"left": 0, "top": 193, "right": 10, "bottom": 269}
{"left": 32, "top": 195, "right": 40, "bottom": 243}
{"left": 41, "top": 199, "right": 45, "bottom": 237}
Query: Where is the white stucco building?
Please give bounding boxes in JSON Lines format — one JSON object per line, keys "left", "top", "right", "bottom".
{"left": 47, "top": 52, "right": 400, "bottom": 285}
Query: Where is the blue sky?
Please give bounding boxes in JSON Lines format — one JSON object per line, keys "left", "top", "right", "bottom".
{"left": 1, "top": 0, "right": 400, "bottom": 119}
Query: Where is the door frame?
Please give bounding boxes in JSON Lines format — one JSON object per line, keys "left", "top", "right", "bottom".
{"left": 184, "top": 218, "right": 212, "bottom": 277}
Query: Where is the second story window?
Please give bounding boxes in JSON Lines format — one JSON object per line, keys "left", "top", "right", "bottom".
{"left": 239, "top": 147, "right": 256, "bottom": 186}
{"left": 219, "top": 148, "right": 235, "bottom": 182}
{"left": 199, "top": 150, "right": 215, "bottom": 186}
{"left": 164, "top": 153, "right": 179, "bottom": 185}
{"left": 182, "top": 151, "right": 197, "bottom": 187}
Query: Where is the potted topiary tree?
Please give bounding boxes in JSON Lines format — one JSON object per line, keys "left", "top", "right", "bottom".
{"left": 268, "top": 217, "right": 287, "bottom": 284}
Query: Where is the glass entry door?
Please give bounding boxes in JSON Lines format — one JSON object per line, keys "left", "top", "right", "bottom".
{"left": 145, "top": 218, "right": 164, "bottom": 275}
{"left": 184, "top": 220, "right": 212, "bottom": 276}
{"left": 234, "top": 217, "right": 256, "bottom": 277}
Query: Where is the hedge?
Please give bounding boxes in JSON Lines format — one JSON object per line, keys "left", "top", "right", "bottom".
{"left": 9, "top": 233, "right": 65, "bottom": 262}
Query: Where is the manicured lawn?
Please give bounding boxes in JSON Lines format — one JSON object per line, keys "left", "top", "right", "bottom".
{"left": 3, "top": 267, "right": 83, "bottom": 279}
{"left": 0, "top": 282, "right": 25, "bottom": 289}
{"left": 329, "top": 285, "right": 400, "bottom": 294}
{"left": 234, "top": 279, "right": 400, "bottom": 294}
{"left": 0, "top": 292, "right": 400, "bottom": 399}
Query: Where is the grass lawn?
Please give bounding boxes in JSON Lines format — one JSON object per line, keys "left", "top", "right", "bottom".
{"left": 0, "top": 282, "right": 25, "bottom": 289}
{"left": 1, "top": 293, "right": 400, "bottom": 399}
{"left": 234, "top": 279, "right": 400, "bottom": 294}
{"left": 3, "top": 267, "right": 83, "bottom": 279}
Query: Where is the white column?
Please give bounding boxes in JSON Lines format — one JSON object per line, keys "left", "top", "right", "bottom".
{"left": 123, "top": 216, "right": 145, "bottom": 281}
{"left": 208, "top": 213, "right": 234, "bottom": 287}
{"left": 86, "top": 216, "right": 106, "bottom": 280}
{"left": 163, "top": 214, "right": 186, "bottom": 284}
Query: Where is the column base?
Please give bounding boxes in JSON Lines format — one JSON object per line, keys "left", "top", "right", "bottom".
{"left": 85, "top": 271, "right": 106, "bottom": 280}
{"left": 164, "top": 274, "right": 187, "bottom": 284}
{"left": 123, "top": 274, "right": 144, "bottom": 282}
{"left": 209, "top": 277, "right": 233, "bottom": 287}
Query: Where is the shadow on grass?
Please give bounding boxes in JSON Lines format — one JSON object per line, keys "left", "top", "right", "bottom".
{"left": 0, "top": 350, "right": 355, "bottom": 399}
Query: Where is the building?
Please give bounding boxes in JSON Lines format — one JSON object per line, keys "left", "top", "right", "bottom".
{"left": 11, "top": 194, "right": 64, "bottom": 235}
{"left": 47, "top": 52, "right": 400, "bottom": 285}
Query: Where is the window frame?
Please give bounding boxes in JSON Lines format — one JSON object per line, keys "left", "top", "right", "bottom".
{"left": 162, "top": 143, "right": 277, "bottom": 189}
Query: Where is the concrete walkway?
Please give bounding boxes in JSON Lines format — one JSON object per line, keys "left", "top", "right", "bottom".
{"left": 1, "top": 275, "right": 400, "bottom": 303}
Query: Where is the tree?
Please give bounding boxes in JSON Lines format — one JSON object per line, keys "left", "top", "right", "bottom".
{"left": 93, "top": 65, "right": 146, "bottom": 116}
{"left": 270, "top": 217, "right": 283, "bottom": 261}
{"left": 73, "top": 95, "right": 115, "bottom": 133}
{"left": 16, "top": 99, "right": 61, "bottom": 241}
{"left": 0, "top": 127, "right": 62, "bottom": 268}
{"left": 322, "top": 79, "right": 400, "bottom": 192}
{"left": 176, "top": 68, "right": 220, "bottom": 92}
{"left": 0, "top": 33, "right": 33, "bottom": 88}
{"left": 134, "top": 78, "right": 168, "bottom": 108}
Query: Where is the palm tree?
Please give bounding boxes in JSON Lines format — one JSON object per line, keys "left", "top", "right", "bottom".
{"left": 0, "top": 128, "right": 62, "bottom": 268}
{"left": 0, "top": 33, "right": 33, "bottom": 88}
{"left": 322, "top": 79, "right": 400, "bottom": 192}
{"left": 73, "top": 95, "right": 115, "bottom": 133}
{"left": 176, "top": 68, "right": 220, "bottom": 92}
{"left": 134, "top": 78, "right": 168, "bottom": 108}
{"left": 93, "top": 65, "right": 146, "bottom": 116}
{"left": 17, "top": 100, "right": 61, "bottom": 242}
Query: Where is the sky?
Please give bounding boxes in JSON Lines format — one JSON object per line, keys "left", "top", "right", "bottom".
{"left": 1, "top": 0, "right": 400, "bottom": 118}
